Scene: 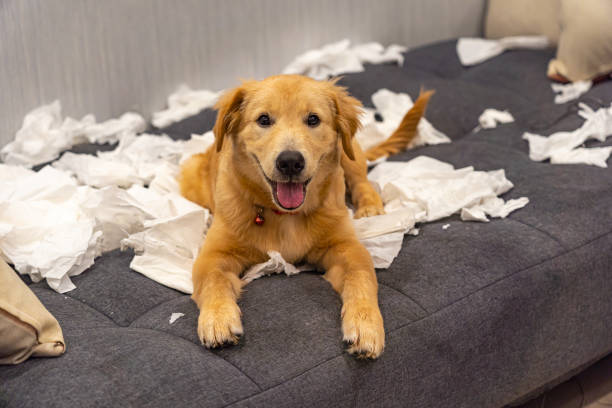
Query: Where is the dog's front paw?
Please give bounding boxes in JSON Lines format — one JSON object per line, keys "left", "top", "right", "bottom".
{"left": 341, "top": 300, "right": 385, "bottom": 358}
{"left": 354, "top": 204, "right": 385, "bottom": 219}
{"left": 198, "top": 300, "right": 243, "bottom": 348}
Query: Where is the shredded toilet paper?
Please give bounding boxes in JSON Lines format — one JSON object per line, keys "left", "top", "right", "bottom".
{"left": 53, "top": 152, "right": 143, "bottom": 188}
{"left": 54, "top": 132, "right": 215, "bottom": 188}
{"left": 239, "top": 156, "right": 529, "bottom": 277}
{"left": 456, "top": 36, "right": 549, "bottom": 66}
{"left": 478, "top": 109, "right": 515, "bottom": 129}
{"left": 0, "top": 101, "right": 145, "bottom": 167}
{"left": 283, "top": 39, "right": 407, "bottom": 80}
{"left": 523, "top": 102, "right": 612, "bottom": 167}
{"left": 367, "top": 156, "right": 528, "bottom": 224}
{"left": 551, "top": 80, "right": 593, "bottom": 104}
{"left": 356, "top": 89, "right": 450, "bottom": 153}
{"left": 169, "top": 313, "right": 185, "bottom": 324}
{"left": 1, "top": 86, "right": 528, "bottom": 293}
{"left": 152, "top": 86, "right": 221, "bottom": 128}
{"left": 242, "top": 251, "right": 314, "bottom": 284}
{"left": 0, "top": 165, "right": 153, "bottom": 292}
{"left": 121, "top": 188, "right": 210, "bottom": 294}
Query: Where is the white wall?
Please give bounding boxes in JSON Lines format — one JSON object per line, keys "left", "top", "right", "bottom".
{"left": 0, "top": 0, "right": 485, "bottom": 146}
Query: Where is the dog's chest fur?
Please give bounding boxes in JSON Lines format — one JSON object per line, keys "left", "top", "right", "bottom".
{"left": 246, "top": 213, "right": 315, "bottom": 264}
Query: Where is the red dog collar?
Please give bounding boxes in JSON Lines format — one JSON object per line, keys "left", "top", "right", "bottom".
{"left": 254, "top": 205, "right": 297, "bottom": 225}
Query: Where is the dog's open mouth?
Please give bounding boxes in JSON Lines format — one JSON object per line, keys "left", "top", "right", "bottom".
{"left": 271, "top": 181, "right": 308, "bottom": 210}
{"left": 252, "top": 154, "right": 311, "bottom": 210}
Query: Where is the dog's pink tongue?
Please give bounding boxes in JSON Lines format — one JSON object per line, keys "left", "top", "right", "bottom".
{"left": 276, "top": 182, "right": 304, "bottom": 209}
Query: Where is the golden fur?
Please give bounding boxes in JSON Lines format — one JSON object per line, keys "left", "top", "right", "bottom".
{"left": 180, "top": 75, "right": 431, "bottom": 358}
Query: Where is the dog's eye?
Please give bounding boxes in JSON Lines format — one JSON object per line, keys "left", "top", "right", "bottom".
{"left": 306, "top": 114, "right": 320, "bottom": 127}
{"left": 256, "top": 114, "right": 272, "bottom": 127}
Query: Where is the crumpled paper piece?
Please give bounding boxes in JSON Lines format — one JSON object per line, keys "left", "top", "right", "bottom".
{"left": 551, "top": 80, "right": 592, "bottom": 104}
{"left": 318, "top": 156, "right": 528, "bottom": 269}
{"left": 121, "top": 185, "right": 211, "bottom": 294}
{"left": 0, "top": 101, "right": 145, "bottom": 167}
{"left": 478, "top": 109, "right": 515, "bottom": 129}
{"left": 358, "top": 156, "right": 529, "bottom": 265}
{"left": 0, "top": 165, "right": 151, "bottom": 292}
{"left": 356, "top": 89, "right": 450, "bottom": 153}
{"left": 456, "top": 36, "right": 549, "bottom": 66}
{"left": 461, "top": 197, "right": 530, "bottom": 222}
{"left": 359, "top": 232, "right": 406, "bottom": 269}
{"left": 283, "top": 39, "right": 407, "bottom": 80}
{"left": 54, "top": 132, "right": 215, "bottom": 188}
{"left": 367, "top": 156, "right": 526, "bottom": 222}
{"left": 53, "top": 152, "right": 142, "bottom": 188}
{"left": 523, "top": 102, "right": 612, "bottom": 167}
{"left": 242, "top": 251, "right": 314, "bottom": 284}
{"left": 152, "top": 86, "right": 221, "bottom": 128}
{"left": 169, "top": 313, "right": 185, "bottom": 324}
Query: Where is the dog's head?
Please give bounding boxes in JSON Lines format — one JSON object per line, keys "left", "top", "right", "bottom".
{"left": 213, "top": 75, "right": 361, "bottom": 212}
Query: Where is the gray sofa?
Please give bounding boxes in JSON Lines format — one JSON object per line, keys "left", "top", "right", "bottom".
{"left": 1, "top": 39, "right": 611, "bottom": 407}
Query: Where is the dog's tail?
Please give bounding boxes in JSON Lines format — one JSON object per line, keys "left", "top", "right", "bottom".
{"left": 364, "top": 90, "right": 434, "bottom": 162}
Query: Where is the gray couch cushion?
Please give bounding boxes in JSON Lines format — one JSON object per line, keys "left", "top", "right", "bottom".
{"left": 2, "top": 39, "right": 611, "bottom": 408}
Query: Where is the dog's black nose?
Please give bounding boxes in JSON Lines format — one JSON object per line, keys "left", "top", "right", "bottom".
{"left": 276, "top": 151, "right": 305, "bottom": 176}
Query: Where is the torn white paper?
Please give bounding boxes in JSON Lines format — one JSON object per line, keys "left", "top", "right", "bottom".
{"left": 352, "top": 207, "right": 416, "bottom": 240}
{"left": 283, "top": 39, "right": 407, "bottom": 80}
{"left": 0, "top": 121, "right": 215, "bottom": 293}
{"left": 53, "top": 152, "right": 142, "bottom": 188}
{"left": 359, "top": 232, "right": 405, "bottom": 269}
{"left": 55, "top": 131, "right": 215, "bottom": 189}
{"left": 478, "top": 109, "right": 515, "bottom": 129}
{"left": 242, "top": 251, "right": 313, "bottom": 284}
{"left": 169, "top": 312, "right": 185, "bottom": 324}
{"left": 0, "top": 80, "right": 528, "bottom": 294}
{"left": 551, "top": 80, "right": 592, "bottom": 104}
{"left": 152, "top": 85, "right": 221, "bottom": 128}
{"left": 356, "top": 89, "right": 450, "bottom": 154}
{"left": 367, "top": 156, "right": 528, "bottom": 223}
{"left": 0, "top": 165, "right": 138, "bottom": 292}
{"left": 0, "top": 101, "right": 145, "bottom": 167}
{"left": 457, "top": 36, "right": 549, "bottom": 66}
{"left": 523, "top": 102, "right": 612, "bottom": 167}
{"left": 442, "top": 224, "right": 450, "bottom": 230}
{"left": 0, "top": 159, "right": 201, "bottom": 292}
{"left": 121, "top": 186, "right": 211, "bottom": 294}
{"left": 97, "top": 133, "right": 184, "bottom": 184}
{"left": 461, "top": 197, "right": 530, "bottom": 222}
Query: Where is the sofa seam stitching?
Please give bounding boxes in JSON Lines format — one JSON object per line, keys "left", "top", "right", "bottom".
{"left": 415, "top": 228, "right": 612, "bottom": 318}
{"left": 505, "top": 217, "right": 569, "bottom": 251}
{"left": 377, "top": 282, "right": 429, "bottom": 315}
{"left": 127, "top": 295, "right": 191, "bottom": 328}
{"left": 65, "top": 325, "right": 264, "bottom": 394}
{"left": 33, "top": 288, "right": 119, "bottom": 327}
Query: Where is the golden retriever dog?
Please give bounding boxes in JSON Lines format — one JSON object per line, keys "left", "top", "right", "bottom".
{"left": 180, "top": 75, "right": 431, "bottom": 358}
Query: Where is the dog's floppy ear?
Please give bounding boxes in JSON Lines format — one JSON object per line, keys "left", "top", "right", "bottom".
{"left": 328, "top": 81, "right": 362, "bottom": 161}
{"left": 213, "top": 86, "right": 245, "bottom": 152}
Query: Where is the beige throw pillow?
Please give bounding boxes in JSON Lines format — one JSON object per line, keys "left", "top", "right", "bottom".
{"left": 485, "top": 0, "right": 562, "bottom": 45}
{"left": 548, "top": 0, "right": 612, "bottom": 82}
{"left": 0, "top": 259, "right": 65, "bottom": 365}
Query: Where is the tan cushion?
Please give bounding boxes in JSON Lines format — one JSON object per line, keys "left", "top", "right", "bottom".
{"left": 0, "top": 259, "right": 65, "bottom": 365}
{"left": 485, "top": 0, "right": 561, "bottom": 45}
{"left": 548, "top": 0, "right": 612, "bottom": 82}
